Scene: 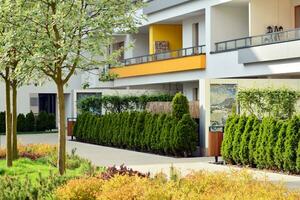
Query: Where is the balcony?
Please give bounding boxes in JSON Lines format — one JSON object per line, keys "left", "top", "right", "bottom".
{"left": 215, "top": 28, "right": 300, "bottom": 53}
{"left": 110, "top": 45, "right": 206, "bottom": 78}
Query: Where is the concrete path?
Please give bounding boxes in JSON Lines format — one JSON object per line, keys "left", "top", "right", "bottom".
{"left": 1, "top": 133, "right": 300, "bottom": 189}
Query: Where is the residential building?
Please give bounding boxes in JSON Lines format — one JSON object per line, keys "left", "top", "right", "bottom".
{"left": 1, "top": 0, "right": 300, "bottom": 155}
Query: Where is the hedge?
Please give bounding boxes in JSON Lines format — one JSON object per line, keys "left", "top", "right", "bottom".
{"left": 78, "top": 94, "right": 174, "bottom": 114}
{"left": 0, "top": 111, "right": 56, "bottom": 133}
{"left": 221, "top": 115, "right": 300, "bottom": 173}
{"left": 74, "top": 112, "right": 197, "bottom": 157}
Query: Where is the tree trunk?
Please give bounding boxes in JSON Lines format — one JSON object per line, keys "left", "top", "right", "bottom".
{"left": 57, "top": 82, "right": 66, "bottom": 175}
{"left": 5, "top": 68, "right": 12, "bottom": 167}
{"left": 12, "top": 83, "right": 18, "bottom": 160}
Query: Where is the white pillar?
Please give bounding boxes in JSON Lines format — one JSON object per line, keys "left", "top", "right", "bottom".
{"left": 199, "top": 79, "right": 210, "bottom": 156}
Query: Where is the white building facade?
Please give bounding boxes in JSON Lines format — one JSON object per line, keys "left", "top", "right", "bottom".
{"left": 1, "top": 0, "right": 300, "bottom": 155}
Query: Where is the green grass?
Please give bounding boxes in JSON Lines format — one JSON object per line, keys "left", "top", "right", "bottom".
{"left": 0, "top": 158, "right": 89, "bottom": 184}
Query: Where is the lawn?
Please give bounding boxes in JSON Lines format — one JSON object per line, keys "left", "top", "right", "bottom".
{"left": 0, "top": 158, "right": 86, "bottom": 183}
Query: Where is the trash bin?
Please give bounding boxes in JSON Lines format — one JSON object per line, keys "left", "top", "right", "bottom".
{"left": 67, "top": 118, "right": 77, "bottom": 140}
{"left": 208, "top": 126, "right": 224, "bottom": 163}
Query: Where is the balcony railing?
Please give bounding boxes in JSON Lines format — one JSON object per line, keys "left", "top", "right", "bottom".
{"left": 215, "top": 28, "right": 300, "bottom": 53}
{"left": 119, "top": 45, "right": 206, "bottom": 66}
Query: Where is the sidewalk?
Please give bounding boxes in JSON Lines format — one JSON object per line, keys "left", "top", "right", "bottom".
{"left": 1, "top": 133, "right": 300, "bottom": 189}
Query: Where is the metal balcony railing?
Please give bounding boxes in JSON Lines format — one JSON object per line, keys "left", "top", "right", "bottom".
{"left": 215, "top": 28, "right": 300, "bottom": 53}
{"left": 119, "top": 45, "right": 206, "bottom": 66}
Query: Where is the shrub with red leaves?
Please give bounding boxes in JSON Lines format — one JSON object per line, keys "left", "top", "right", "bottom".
{"left": 98, "top": 164, "right": 150, "bottom": 180}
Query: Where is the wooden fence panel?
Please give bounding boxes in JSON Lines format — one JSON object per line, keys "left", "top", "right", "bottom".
{"left": 146, "top": 101, "right": 199, "bottom": 118}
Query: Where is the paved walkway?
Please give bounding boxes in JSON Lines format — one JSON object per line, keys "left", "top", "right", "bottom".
{"left": 1, "top": 133, "right": 300, "bottom": 189}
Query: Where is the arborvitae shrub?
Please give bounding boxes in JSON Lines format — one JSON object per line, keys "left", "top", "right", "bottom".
{"left": 248, "top": 117, "right": 260, "bottom": 166}
{"left": 142, "top": 113, "right": 153, "bottom": 151}
{"left": 0, "top": 112, "right": 5, "bottom": 133}
{"left": 129, "top": 112, "right": 138, "bottom": 149}
{"left": 160, "top": 115, "right": 173, "bottom": 154}
{"left": 221, "top": 115, "right": 239, "bottom": 164}
{"left": 274, "top": 122, "right": 288, "bottom": 170}
{"left": 36, "top": 111, "right": 49, "bottom": 131}
{"left": 232, "top": 115, "right": 247, "bottom": 164}
{"left": 17, "top": 114, "right": 26, "bottom": 132}
{"left": 47, "top": 113, "right": 56, "bottom": 130}
{"left": 172, "top": 93, "right": 189, "bottom": 120}
{"left": 173, "top": 114, "right": 197, "bottom": 157}
{"left": 134, "top": 112, "right": 146, "bottom": 150}
{"left": 255, "top": 117, "right": 271, "bottom": 168}
{"left": 266, "top": 119, "right": 281, "bottom": 169}
{"left": 25, "top": 111, "right": 35, "bottom": 132}
{"left": 296, "top": 141, "right": 300, "bottom": 173}
{"left": 239, "top": 115, "right": 255, "bottom": 165}
{"left": 283, "top": 116, "right": 300, "bottom": 173}
{"left": 152, "top": 113, "right": 166, "bottom": 152}
{"left": 148, "top": 114, "right": 158, "bottom": 151}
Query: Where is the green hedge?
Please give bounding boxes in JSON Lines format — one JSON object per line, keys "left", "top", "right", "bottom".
{"left": 74, "top": 112, "right": 197, "bottom": 157}
{"left": 221, "top": 115, "right": 300, "bottom": 174}
{"left": 0, "top": 111, "right": 56, "bottom": 133}
{"left": 78, "top": 94, "right": 174, "bottom": 114}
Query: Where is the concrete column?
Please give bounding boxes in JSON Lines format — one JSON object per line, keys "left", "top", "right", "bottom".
{"left": 199, "top": 79, "right": 210, "bottom": 156}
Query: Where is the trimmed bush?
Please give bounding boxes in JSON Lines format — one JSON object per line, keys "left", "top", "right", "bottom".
{"left": 232, "top": 115, "right": 247, "bottom": 164}
{"left": 173, "top": 114, "right": 197, "bottom": 157}
{"left": 255, "top": 117, "right": 271, "bottom": 168}
{"left": 222, "top": 114, "right": 300, "bottom": 174}
{"left": 273, "top": 122, "right": 288, "bottom": 170}
{"left": 17, "top": 114, "right": 26, "bottom": 132}
{"left": 248, "top": 117, "right": 260, "bottom": 166}
{"left": 221, "top": 115, "right": 240, "bottom": 164}
{"left": 74, "top": 111, "right": 197, "bottom": 157}
{"left": 239, "top": 115, "right": 256, "bottom": 165}
{"left": 283, "top": 116, "right": 300, "bottom": 173}
{"left": 266, "top": 119, "right": 282, "bottom": 169}
{"left": 25, "top": 111, "right": 36, "bottom": 132}
{"left": 172, "top": 92, "right": 189, "bottom": 120}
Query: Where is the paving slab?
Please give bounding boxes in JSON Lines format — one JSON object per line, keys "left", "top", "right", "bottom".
{"left": 1, "top": 133, "right": 300, "bottom": 189}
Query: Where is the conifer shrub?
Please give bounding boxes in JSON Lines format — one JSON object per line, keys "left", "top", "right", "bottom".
{"left": 160, "top": 115, "right": 173, "bottom": 154}
{"left": 25, "top": 111, "right": 35, "bottom": 132}
{"left": 17, "top": 114, "right": 26, "bottom": 132}
{"left": 173, "top": 114, "right": 197, "bottom": 157}
{"left": 248, "top": 117, "right": 260, "bottom": 166}
{"left": 36, "top": 111, "right": 49, "bottom": 131}
{"left": 232, "top": 115, "right": 247, "bottom": 164}
{"left": 255, "top": 117, "right": 271, "bottom": 168}
{"left": 134, "top": 112, "right": 146, "bottom": 150}
{"left": 266, "top": 119, "right": 282, "bottom": 169}
{"left": 283, "top": 116, "right": 300, "bottom": 173}
{"left": 73, "top": 111, "right": 197, "bottom": 157}
{"left": 172, "top": 92, "right": 189, "bottom": 120}
{"left": 274, "top": 122, "right": 288, "bottom": 170}
{"left": 296, "top": 141, "right": 300, "bottom": 173}
{"left": 239, "top": 115, "right": 255, "bottom": 165}
{"left": 221, "top": 115, "right": 240, "bottom": 164}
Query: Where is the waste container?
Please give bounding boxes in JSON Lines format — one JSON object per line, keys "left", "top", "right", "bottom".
{"left": 67, "top": 118, "right": 77, "bottom": 140}
{"left": 208, "top": 126, "right": 224, "bottom": 163}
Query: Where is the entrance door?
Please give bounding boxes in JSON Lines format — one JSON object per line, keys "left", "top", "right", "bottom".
{"left": 295, "top": 6, "right": 300, "bottom": 28}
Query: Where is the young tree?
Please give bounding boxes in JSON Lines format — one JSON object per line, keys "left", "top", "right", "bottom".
{"left": 21, "top": 0, "right": 143, "bottom": 174}
{"left": 0, "top": 0, "right": 33, "bottom": 164}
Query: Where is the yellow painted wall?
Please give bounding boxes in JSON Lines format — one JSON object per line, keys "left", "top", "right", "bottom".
{"left": 249, "top": 0, "right": 293, "bottom": 36}
{"left": 110, "top": 55, "right": 206, "bottom": 78}
{"left": 149, "top": 24, "right": 183, "bottom": 54}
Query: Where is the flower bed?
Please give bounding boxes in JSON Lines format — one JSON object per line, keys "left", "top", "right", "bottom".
{"left": 55, "top": 170, "right": 300, "bottom": 200}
